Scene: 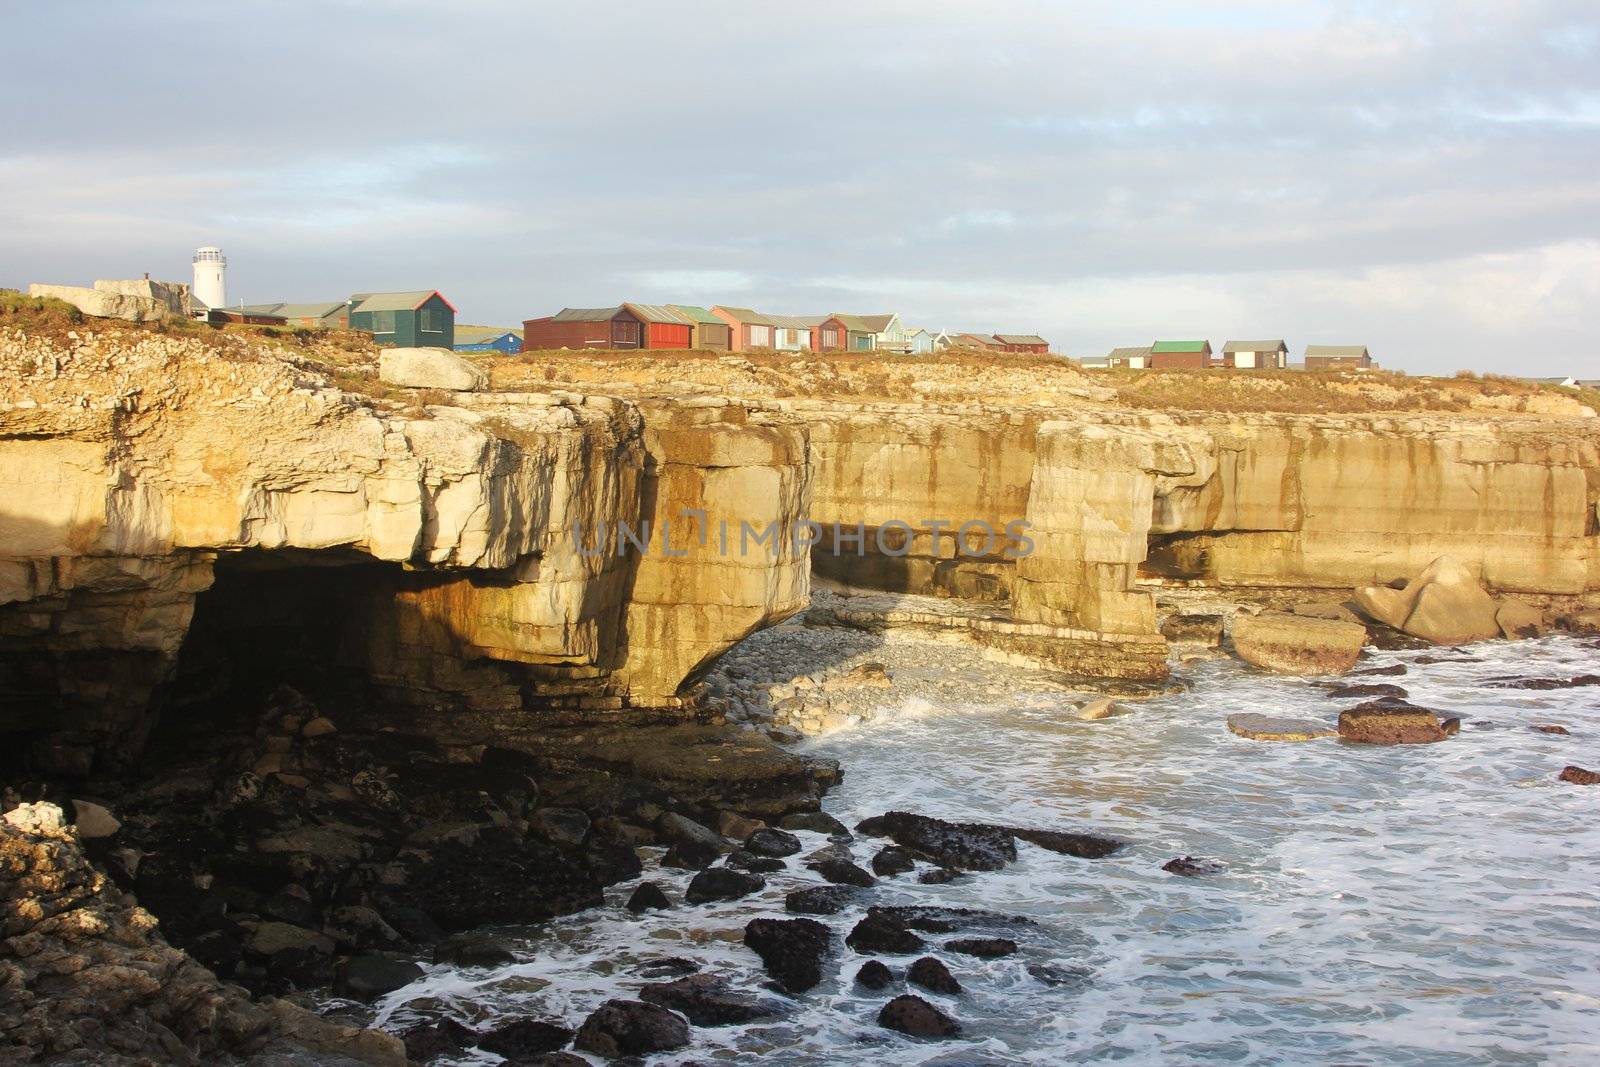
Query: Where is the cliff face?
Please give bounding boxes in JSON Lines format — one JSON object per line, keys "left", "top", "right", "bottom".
{"left": 2, "top": 327, "right": 1596, "bottom": 772}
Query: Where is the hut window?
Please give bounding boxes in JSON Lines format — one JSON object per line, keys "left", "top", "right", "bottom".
{"left": 420, "top": 306, "right": 443, "bottom": 332}
{"left": 749, "top": 324, "right": 771, "bottom": 347}
{"left": 372, "top": 310, "right": 396, "bottom": 333}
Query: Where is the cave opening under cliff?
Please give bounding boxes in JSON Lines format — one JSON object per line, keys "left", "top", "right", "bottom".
{"left": 1140, "top": 531, "right": 1218, "bottom": 583}
{"left": 144, "top": 549, "right": 421, "bottom": 753}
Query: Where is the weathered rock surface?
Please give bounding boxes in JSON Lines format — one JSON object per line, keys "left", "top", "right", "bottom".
{"left": 1496, "top": 601, "right": 1548, "bottom": 639}
{"left": 684, "top": 867, "right": 765, "bottom": 904}
{"left": 908, "top": 955, "right": 962, "bottom": 994}
{"left": 378, "top": 346, "right": 489, "bottom": 391}
{"left": 1232, "top": 612, "right": 1368, "bottom": 675}
{"left": 639, "top": 972, "right": 785, "bottom": 1026}
{"left": 878, "top": 994, "right": 961, "bottom": 1038}
{"left": 744, "top": 917, "right": 832, "bottom": 993}
{"left": 1227, "top": 714, "right": 1337, "bottom": 741}
{"left": 1356, "top": 556, "right": 1504, "bottom": 645}
{"left": 573, "top": 999, "right": 689, "bottom": 1058}
{"left": 0, "top": 804, "right": 405, "bottom": 1065}
{"left": 1558, "top": 765, "right": 1600, "bottom": 785}
{"left": 1337, "top": 700, "right": 1450, "bottom": 744}
{"left": 477, "top": 1018, "right": 575, "bottom": 1058}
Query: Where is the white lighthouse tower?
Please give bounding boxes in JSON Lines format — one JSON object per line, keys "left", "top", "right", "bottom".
{"left": 192, "top": 246, "right": 227, "bottom": 312}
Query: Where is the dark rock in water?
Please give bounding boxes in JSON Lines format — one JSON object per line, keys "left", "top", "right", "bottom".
{"left": 745, "top": 917, "right": 833, "bottom": 993}
{"left": 1352, "top": 662, "right": 1408, "bottom": 676}
{"left": 1367, "top": 625, "right": 1432, "bottom": 651}
{"left": 872, "top": 846, "right": 917, "bottom": 877}
{"left": 855, "top": 812, "right": 1017, "bottom": 871}
{"left": 725, "top": 849, "right": 787, "bottom": 873}
{"left": 336, "top": 954, "right": 424, "bottom": 1000}
{"left": 656, "top": 811, "right": 725, "bottom": 851}
{"left": 810, "top": 857, "right": 876, "bottom": 887}
{"left": 685, "top": 867, "right": 765, "bottom": 904}
{"left": 477, "top": 1018, "right": 575, "bottom": 1058}
{"left": 1559, "top": 765, "right": 1600, "bottom": 785}
{"left": 856, "top": 959, "right": 894, "bottom": 990}
{"left": 627, "top": 881, "right": 673, "bottom": 913}
{"left": 918, "top": 868, "right": 963, "bottom": 885}
{"left": 636, "top": 956, "right": 699, "bottom": 978}
{"left": 780, "top": 811, "right": 851, "bottom": 837}
{"left": 878, "top": 994, "right": 961, "bottom": 1038}
{"left": 520, "top": 1055, "right": 590, "bottom": 1067}
{"left": 1322, "top": 682, "right": 1409, "bottom": 700}
{"left": 1413, "top": 653, "right": 1479, "bottom": 664}
{"left": 662, "top": 839, "right": 721, "bottom": 871}
{"left": 1486, "top": 673, "right": 1600, "bottom": 690}
{"left": 573, "top": 999, "right": 690, "bottom": 1058}
{"left": 400, "top": 1017, "right": 476, "bottom": 1061}
{"left": 585, "top": 841, "right": 643, "bottom": 886}
{"left": 945, "top": 937, "right": 1017, "bottom": 958}
{"left": 1533, "top": 724, "right": 1572, "bottom": 735}
{"left": 1011, "top": 827, "right": 1124, "bottom": 859}
{"left": 871, "top": 905, "right": 1035, "bottom": 933}
{"left": 805, "top": 841, "right": 855, "bottom": 866}
{"left": 1337, "top": 699, "right": 1449, "bottom": 745}
{"left": 1162, "top": 856, "right": 1224, "bottom": 877}
{"left": 640, "top": 972, "right": 785, "bottom": 1026}
{"left": 847, "top": 911, "right": 925, "bottom": 954}
{"left": 529, "top": 806, "right": 591, "bottom": 849}
{"left": 1028, "top": 963, "right": 1093, "bottom": 988}
{"left": 745, "top": 828, "right": 803, "bottom": 857}
{"left": 1441, "top": 717, "right": 1461, "bottom": 737}
{"left": 434, "top": 934, "right": 515, "bottom": 968}
{"left": 786, "top": 884, "right": 867, "bottom": 915}
{"left": 908, "top": 956, "right": 961, "bottom": 994}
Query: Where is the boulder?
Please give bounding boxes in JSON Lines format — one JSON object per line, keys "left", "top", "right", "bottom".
{"left": 337, "top": 955, "right": 424, "bottom": 1000}
{"left": 70, "top": 799, "right": 121, "bottom": 838}
{"left": 809, "top": 857, "right": 875, "bottom": 887}
{"left": 1226, "top": 714, "right": 1336, "bottom": 741}
{"left": 626, "top": 881, "right": 673, "bottom": 913}
{"left": 1355, "top": 556, "right": 1501, "bottom": 645}
{"left": 856, "top": 811, "right": 1017, "bottom": 871}
{"left": 573, "top": 999, "right": 689, "bottom": 1058}
{"left": 785, "top": 885, "right": 867, "bottom": 915}
{"left": 684, "top": 867, "right": 765, "bottom": 904}
{"left": 724, "top": 849, "right": 786, "bottom": 873}
{"left": 1076, "top": 697, "right": 1118, "bottom": 720}
{"left": 855, "top": 960, "right": 894, "bottom": 989}
{"left": 872, "top": 846, "right": 917, "bottom": 877}
{"left": 878, "top": 994, "right": 961, "bottom": 1038}
{"left": 945, "top": 938, "right": 1017, "bottom": 958}
{"left": 528, "top": 807, "right": 591, "bottom": 849}
{"left": 1160, "top": 613, "right": 1225, "bottom": 646}
{"left": 779, "top": 811, "right": 851, "bottom": 837}
{"left": 744, "top": 917, "right": 832, "bottom": 993}
{"left": 1009, "top": 827, "right": 1123, "bottom": 859}
{"left": 717, "top": 811, "right": 765, "bottom": 841}
{"left": 1162, "top": 856, "right": 1224, "bottom": 877}
{"left": 1231, "top": 612, "right": 1367, "bottom": 675}
{"left": 377, "top": 347, "right": 488, "bottom": 391}
{"left": 1337, "top": 700, "right": 1449, "bottom": 744}
{"left": 1496, "top": 601, "right": 1547, "bottom": 640}
{"left": 847, "top": 912, "right": 925, "bottom": 955}
{"left": 477, "top": 1019, "right": 574, "bottom": 1059}
{"left": 662, "top": 839, "right": 720, "bottom": 870}
{"left": 1291, "top": 601, "right": 1363, "bottom": 624}
{"left": 656, "top": 811, "right": 725, "bottom": 851}
{"left": 1558, "top": 765, "right": 1600, "bottom": 785}
{"left": 907, "top": 956, "right": 961, "bottom": 994}
{"left": 639, "top": 973, "right": 784, "bottom": 1026}
{"left": 744, "top": 827, "right": 802, "bottom": 857}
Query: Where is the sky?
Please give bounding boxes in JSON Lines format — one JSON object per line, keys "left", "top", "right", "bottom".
{"left": 2, "top": 0, "right": 1598, "bottom": 375}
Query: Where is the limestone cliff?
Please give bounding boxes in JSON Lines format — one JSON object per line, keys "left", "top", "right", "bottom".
{"left": 2, "top": 324, "right": 1597, "bottom": 770}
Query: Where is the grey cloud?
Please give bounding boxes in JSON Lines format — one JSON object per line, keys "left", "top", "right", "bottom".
{"left": 2, "top": 0, "right": 1597, "bottom": 373}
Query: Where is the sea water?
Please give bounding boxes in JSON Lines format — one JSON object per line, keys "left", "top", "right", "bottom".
{"left": 374, "top": 634, "right": 1600, "bottom": 1065}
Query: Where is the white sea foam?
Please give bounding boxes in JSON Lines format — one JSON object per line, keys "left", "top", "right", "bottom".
{"left": 372, "top": 634, "right": 1600, "bottom": 1065}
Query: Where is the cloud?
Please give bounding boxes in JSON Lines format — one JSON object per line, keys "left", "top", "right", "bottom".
{"left": 1, "top": 0, "right": 1597, "bottom": 374}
